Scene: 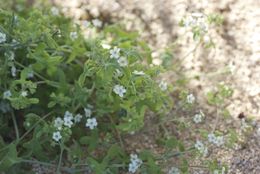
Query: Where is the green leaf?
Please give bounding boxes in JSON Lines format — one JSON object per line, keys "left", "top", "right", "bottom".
{"left": 79, "top": 130, "right": 99, "bottom": 152}
{"left": 87, "top": 157, "right": 106, "bottom": 174}
{"left": 0, "top": 144, "right": 21, "bottom": 171}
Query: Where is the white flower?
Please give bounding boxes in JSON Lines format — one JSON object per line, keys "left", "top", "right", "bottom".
{"left": 193, "top": 114, "right": 202, "bottom": 123}
{"left": 3, "top": 90, "right": 12, "bottom": 99}
{"left": 74, "top": 114, "right": 83, "bottom": 123}
{"left": 70, "top": 32, "right": 78, "bottom": 40}
{"left": 193, "top": 110, "right": 204, "bottom": 123}
{"left": 186, "top": 94, "right": 195, "bottom": 104}
{"left": 0, "top": 32, "right": 6, "bottom": 43}
{"left": 128, "top": 154, "right": 142, "bottom": 173}
{"left": 203, "top": 35, "right": 210, "bottom": 44}
{"left": 110, "top": 47, "right": 120, "bottom": 59}
{"left": 128, "top": 162, "right": 138, "bottom": 173}
{"left": 113, "top": 85, "right": 126, "bottom": 98}
{"left": 159, "top": 81, "right": 168, "bottom": 91}
{"left": 52, "top": 131, "right": 62, "bottom": 142}
{"left": 11, "top": 66, "right": 16, "bottom": 77}
{"left": 184, "top": 13, "right": 208, "bottom": 34}
{"left": 64, "top": 116, "right": 73, "bottom": 128}
{"left": 63, "top": 111, "right": 73, "bottom": 128}
{"left": 86, "top": 117, "right": 98, "bottom": 129}
{"left": 27, "top": 71, "right": 34, "bottom": 78}
{"left": 130, "top": 154, "right": 139, "bottom": 161}
{"left": 21, "top": 91, "right": 28, "bottom": 97}
{"left": 92, "top": 19, "right": 102, "bottom": 28}
{"left": 84, "top": 108, "right": 92, "bottom": 118}
{"left": 4, "top": 51, "right": 15, "bottom": 61}
{"left": 168, "top": 167, "right": 180, "bottom": 174}
{"left": 114, "top": 69, "right": 123, "bottom": 77}
{"left": 82, "top": 20, "right": 90, "bottom": 28}
{"left": 117, "top": 57, "right": 128, "bottom": 67}
{"left": 208, "top": 133, "right": 216, "bottom": 143}
{"left": 184, "top": 16, "right": 196, "bottom": 27}
{"left": 51, "top": 7, "right": 59, "bottom": 16}
{"left": 195, "top": 140, "right": 204, "bottom": 151}
{"left": 54, "top": 117, "right": 63, "bottom": 130}
{"left": 195, "top": 140, "right": 208, "bottom": 156}
{"left": 64, "top": 111, "right": 73, "bottom": 119}
{"left": 133, "top": 70, "right": 145, "bottom": 75}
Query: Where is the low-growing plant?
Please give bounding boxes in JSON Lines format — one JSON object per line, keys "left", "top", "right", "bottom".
{"left": 0, "top": 8, "right": 173, "bottom": 173}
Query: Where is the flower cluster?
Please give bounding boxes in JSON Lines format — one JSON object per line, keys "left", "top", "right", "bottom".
{"left": 128, "top": 154, "right": 143, "bottom": 173}
{"left": 64, "top": 111, "right": 74, "bottom": 128}
{"left": 207, "top": 133, "right": 225, "bottom": 147}
{"left": 194, "top": 140, "right": 208, "bottom": 156}
{"left": 52, "top": 109, "right": 97, "bottom": 142}
{"left": 109, "top": 47, "right": 128, "bottom": 67}
{"left": 84, "top": 107, "right": 98, "bottom": 130}
{"left": 183, "top": 12, "right": 209, "bottom": 34}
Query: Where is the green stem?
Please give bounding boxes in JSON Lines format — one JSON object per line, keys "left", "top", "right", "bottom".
{"left": 11, "top": 110, "right": 19, "bottom": 141}
{"left": 156, "top": 147, "right": 195, "bottom": 161}
{"left": 56, "top": 144, "right": 64, "bottom": 173}
{"left": 109, "top": 115, "right": 124, "bottom": 149}
{"left": 17, "top": 111, "right": 53, "bottom": 144}
{"left": 21, "top": 159, "right": 90, "bottom": 173}
{"left": 14, "top": 61, "right": 60, "bottom": 88}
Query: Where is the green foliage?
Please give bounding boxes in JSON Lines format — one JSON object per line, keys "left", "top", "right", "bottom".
{"left": 206, "top": 83, "right": 233, "bottom": 106}
{"left": 0, "top": 8, "right": 171, "bottom": 173}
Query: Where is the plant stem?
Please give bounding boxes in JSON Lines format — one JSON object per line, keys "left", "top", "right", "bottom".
{"left": 109, "top": 115, "right": 124, "bottom": 149}
{"left": 18, "top": 111, "right": 53, "bottom": 144}
{"left": 14, "top": 61, "right": 60, "bottom": 88}
{"left": 11, "top": 110, "right": 19, "bottom": 141}
{"left": 21, "top": 159, "right": 91, "bottom": 173}
{"left": 56, "top": 144, "right": 64, "bottom": 174}
{"left": 156, "top": 147, "right": 195, "bottom": 161}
